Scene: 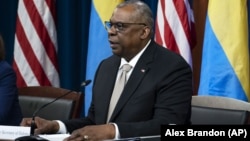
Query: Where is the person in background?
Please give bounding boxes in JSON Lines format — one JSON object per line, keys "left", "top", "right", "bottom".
{"left": 20, "top": 0, "right": 193, "bottom": 140}
{"left": 0, "top": 34, "right": 23, "bottom": 125}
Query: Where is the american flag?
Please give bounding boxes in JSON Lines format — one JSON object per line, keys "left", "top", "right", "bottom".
{"left": 155, "top": 0, "right": 196, "bottom": 67}
{"left": 13, "top": 0, "right": 60, "bottom": 87}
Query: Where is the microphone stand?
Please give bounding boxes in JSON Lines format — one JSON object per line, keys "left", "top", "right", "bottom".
{"left": 15, "top": 90, "right": 75, "bottom": 141}
{"left": 15, "top": 80, "right": 91, "bottom": 141}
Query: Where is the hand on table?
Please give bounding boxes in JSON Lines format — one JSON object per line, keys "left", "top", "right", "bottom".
{"left": 20, "top": 116, "right": 59, "bottom": 135}
{"left": 63, "top": 124, "right": 115, "bottom": 141}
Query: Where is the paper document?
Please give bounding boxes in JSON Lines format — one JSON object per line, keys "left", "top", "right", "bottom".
{"left": 0, "top": 125, "right": 30, "bottom": 140}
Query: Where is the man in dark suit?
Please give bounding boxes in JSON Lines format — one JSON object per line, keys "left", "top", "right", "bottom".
{"left": 20, "top": 0, "right": 193, "bottom": 140}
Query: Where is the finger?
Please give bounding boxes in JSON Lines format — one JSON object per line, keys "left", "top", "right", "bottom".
{"left": 68, "top": 133, "right": 78, "bottom": 139}
{"left": 62, "top": 135, "right": 79, "bottom": 141}
{"left": 65, "top": 130, "right": 82, "bottom": 141}
{"left": 63, "top": 136, "right": 82, "bottom": 141}
{"left": 34, "top": 128, "right": 41, "bottom": 135}
{"left": 20, "top": 118, "right": 31, "bottom": 126}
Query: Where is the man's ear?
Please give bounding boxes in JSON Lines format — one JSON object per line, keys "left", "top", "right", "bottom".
{"left": 140, "top": 26, "right": 151, "bottom": 39}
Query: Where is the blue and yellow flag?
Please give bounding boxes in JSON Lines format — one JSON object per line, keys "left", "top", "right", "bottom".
{"left": 85, "top": 0, "right": 123, "bottom": 115}
{"left": 198, "top": 0, "right": 250, "bottom": 101}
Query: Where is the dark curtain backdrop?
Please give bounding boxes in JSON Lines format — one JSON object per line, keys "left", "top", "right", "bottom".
{"left": 0, "top": 0, "right": 158, "bottom": 116}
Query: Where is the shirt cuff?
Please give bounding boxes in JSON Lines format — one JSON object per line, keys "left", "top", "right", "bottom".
{"left": 55, "top": 120, "right": 67, "bottom": 134}
{"left": 109, "top": 123, "right": 120, "bottom": 139}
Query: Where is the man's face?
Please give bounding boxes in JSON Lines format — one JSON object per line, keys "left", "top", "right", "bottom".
{"left": 107, "top": 6, "right": 146, "bottom": 61}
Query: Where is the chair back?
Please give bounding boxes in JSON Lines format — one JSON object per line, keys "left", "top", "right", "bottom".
{"left": 191, "top": 105, "right": 250, "bottom": 124}
{"left": 192, "top": 95, "right": 250, "bottom": 111}
{"left": 18, "top": 86, "right": 83, "bottom": 120}
{"left": 191, "top": 95, "right": 250, "bottom": 124}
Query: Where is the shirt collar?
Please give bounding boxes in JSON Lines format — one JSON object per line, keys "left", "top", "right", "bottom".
{"left": 120, "top": 39, "right": 151, "bottom": 69}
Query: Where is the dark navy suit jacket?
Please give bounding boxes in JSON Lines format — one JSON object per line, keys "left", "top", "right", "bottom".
{"left": 64, "top": 41, "right": 193, "bottom": 138}
{"left": 0, "top": 61, "right": 22, "bottom": 125}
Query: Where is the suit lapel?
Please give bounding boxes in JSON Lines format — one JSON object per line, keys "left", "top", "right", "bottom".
{"left": 110, "top": 41, "right": 156, "bottom": 121}
{"left": 97, "top": 56, "right": 121, "bottom": 123}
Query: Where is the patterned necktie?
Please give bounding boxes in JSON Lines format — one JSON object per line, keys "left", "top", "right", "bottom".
{"left": 107, "top": 64, "right": 132, "bottom": 122}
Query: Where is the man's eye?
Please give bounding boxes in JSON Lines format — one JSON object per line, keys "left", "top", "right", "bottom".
{"left": 116, "top": 23, "right": 123, "bottom": 28}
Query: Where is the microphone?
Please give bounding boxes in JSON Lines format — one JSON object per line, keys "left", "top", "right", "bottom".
{"left": 15, "top": 80, "right": 92, "bottom": 141}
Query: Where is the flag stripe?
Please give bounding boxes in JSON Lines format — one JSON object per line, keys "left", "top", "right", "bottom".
{"left": 29, "top": 0, "right": 59, "bottom": 71}
{"left": 155, "top": 0, "right": 180, "bottom": 54}
{"left": 166, "top": 0, "right": 192, "bottom": 65}
{"left": 198, "top": 0, "right": 249, "bottom": 101}
{"left": 154, "top": 19, "right": 163, "bottom": 46}
{"left": 173, "top": 0, "right": 192, "bottom": 46}
{"left": 12, "top": 60, "right": 27, "bottom": 86}
{"left": 15, "top": 16, "right": 51, "bottom": 86}
{"left": 155, "top": 0, "right": 195, "bottom": 67}
{"left": 13, "top": 0, "right": 59, "bottom": 87}
{"left": 199, "top": 19, "right": 246, "bottom": 100}
{"left": 14, "top": 34, "right": 40, "bottom": 86}
{"left": 85, "top": 0, "right": 123, "bottom": 115}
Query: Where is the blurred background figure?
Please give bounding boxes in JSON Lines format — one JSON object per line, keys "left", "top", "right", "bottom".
{"left": 0, "top": 34, "right": 22, "bottom": 125}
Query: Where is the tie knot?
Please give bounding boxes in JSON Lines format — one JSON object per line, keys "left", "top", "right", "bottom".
{"left": 121, "top": 64, "right": 132, "bottom": 72}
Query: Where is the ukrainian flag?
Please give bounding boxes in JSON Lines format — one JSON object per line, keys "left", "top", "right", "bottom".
{"left": 85, "top": 0, "right": 123, "bottom": 115}
{"left": 198, "top": 0, "right": 250, "bottom": 101}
